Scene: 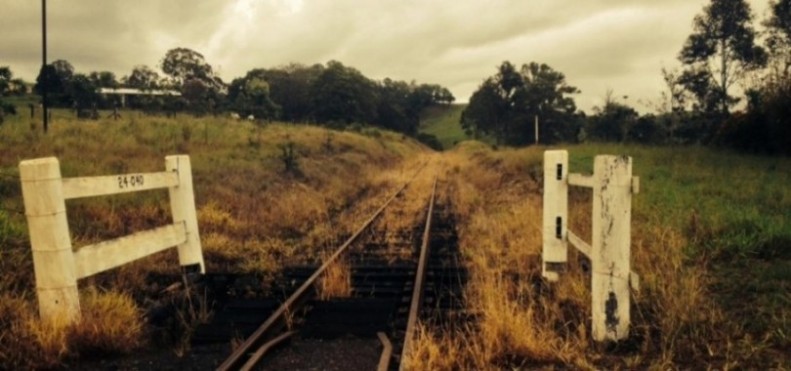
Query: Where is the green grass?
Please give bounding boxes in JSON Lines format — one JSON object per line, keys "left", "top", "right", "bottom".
{"left": 560, "top": 144, "right": 791, "bottom": 251}
{"left": 559, "top": 143, "right": 791, "bottom": 357}
{"left": 419, "top": 104, "right": 470, "bottom": 149}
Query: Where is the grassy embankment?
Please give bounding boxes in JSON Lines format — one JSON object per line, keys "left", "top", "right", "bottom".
{"left": 0, "top": 109, "right": 430, "bottom": 368}
{"left": 407, "top": 142, "right": 790, "bottom": 369}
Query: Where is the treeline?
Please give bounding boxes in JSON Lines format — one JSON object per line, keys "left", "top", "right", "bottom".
{"left": 0, "top": 66, "right": 26, "bottom": 123}
{"left": 227, "top": 60, "right": 454, "bottom": 134}
{"left": 13, "top": 48, "right": 454, "bottom": 137}
{"left": 462, "top": 0, "right": 791, "bottom": 155}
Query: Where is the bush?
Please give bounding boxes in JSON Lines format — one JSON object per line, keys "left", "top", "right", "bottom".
{"left": 416, "top": 133, "right": 443, "bottom": 150}
{"left": 716, "top": 82, "right": 791, "bottom": 155}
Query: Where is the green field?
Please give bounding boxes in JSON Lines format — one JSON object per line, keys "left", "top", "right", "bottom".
{"left": 419, "top": 104, "right": 470, "bottom": 149}
{"left": 566, "top": 144, "right": 791, "bottom": 343}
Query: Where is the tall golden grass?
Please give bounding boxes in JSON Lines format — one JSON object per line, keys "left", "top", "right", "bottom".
{"left": 0, "top": 111, "right": 429, "bottom": 368}
{"left": 405, "top": 142, "right": 790, "bottom": 369}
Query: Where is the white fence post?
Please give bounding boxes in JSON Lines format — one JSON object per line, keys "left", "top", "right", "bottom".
{"left": 591, "top": 155, "right": 632, "bottom": 341}
{"left": 542, "top": 150, "right": 568, "bottom": 281}
{"left": 166, "top": 155, "right": 205, "bottom": 273}
{"left": 19, "top": 157, "right": 81, "bottom": 324}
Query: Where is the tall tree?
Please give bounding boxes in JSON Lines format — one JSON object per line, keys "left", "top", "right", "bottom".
{"left": 679, "top": 0, "right": 766, "bottom": 115}
{"left": 88, "top": 71, "right": 118, "bottom": 89}
{"left": 124, "top": 65, "right": 161, "bottom": 90}
{"left": 67, "top": 73, "right": 99, "bottom": 109}
{"left": 160, "top": 47, "right": 223, "bottom": 91}
{"left": 461, "top": 61, "right": 579, "bottom": 145}
{"left": 311, "top": 61, "right": 377, "bottom": 124}
{"left": 0, "top": 66, "right": 15, "bottom": 123}
{"left": 161, "top": 48, "right": 225, "bottom": 114}
{"left": 377, "top": 78, "right": 416, "bottom": 134}
{"left": 34, "top": 60, "right": 74, "bottom": 106}
{"left": 0, "top": 66, "right": 11, "bottom": 94}
{"left": 766, "top": 0, "right": 791, "bottom": 79}
{"left": 251, "top": 63, "right": 324, "bottom": 122}
{"left": 228, "top": 74, "right": 279, "bottom": 119}
{"left": 461, "top": 78, "right": 507, "bottom": 141}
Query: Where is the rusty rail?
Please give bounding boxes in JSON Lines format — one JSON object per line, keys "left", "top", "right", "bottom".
{"left": 217, "top": 164, "right": 427, "bottom": 371}
{"left": 399, "top": 177, "right": 437, "bottom": 371}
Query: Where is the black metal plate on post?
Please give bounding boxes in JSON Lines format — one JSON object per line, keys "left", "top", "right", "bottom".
{"left": 555, "top": 216, "right": 562, "bottom": 239}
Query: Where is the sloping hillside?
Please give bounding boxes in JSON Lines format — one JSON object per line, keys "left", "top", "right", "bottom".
{"left": 419, "top": 104, "right": 469, "bottom": 149}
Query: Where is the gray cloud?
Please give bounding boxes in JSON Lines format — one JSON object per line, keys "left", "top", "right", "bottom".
{"left": 0, "top": 0, "right": 770, "bottom": 112}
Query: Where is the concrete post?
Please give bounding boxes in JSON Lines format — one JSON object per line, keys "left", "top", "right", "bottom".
{"left": 591, "top": 155, "right": 632, "bottom": 341}
{"left": 542, "top": 150, "right": 568, "bottom": 281}
{"left": 19, "top": 157, "right": 80, "bottom": 324}
{"left": 166, "top": 155, "right": 205, "bottom": 273}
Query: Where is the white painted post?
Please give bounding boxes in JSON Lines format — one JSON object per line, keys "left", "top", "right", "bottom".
{"left": 591, "top": 155, "right": 632, "bottom": 341}
{"left": 542, "top": 150, "right": 568, "bottom": 281}
{"left": 19, "top": 157, "right": 80, "bottom": 324}
{"left": 166, "top": 155, "right": 205, "bottom": 273}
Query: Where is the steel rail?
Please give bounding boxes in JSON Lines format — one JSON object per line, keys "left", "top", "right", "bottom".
{"left": 217, "top": 163, "right": 428, "bottom": 371}
{"left": 376, "top": 332, "right": 393, "bottom": 371}
{"left": 239, "top": 331, "right": 296, "bottom": 371}
{"left": 399, "top": 176, "right": 437, "bottom": 371}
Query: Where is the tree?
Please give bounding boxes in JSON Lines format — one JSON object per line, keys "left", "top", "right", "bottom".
{"left": 181, "top": 79, "right": 210, "bottom": 115}
{"left": 228, "top": 74, "right": 279, "bottom": 119}
{"left": 461, "top": 78, "right": 507, "bottom": 141}
{"left": 67, "top": 73, "right": 99, "bottom": 110}
{"left": 88, "top": 71, "right": 118, "bottom": 89}
{"left": 0, "top": 66, "right": 11, "bottom": 94}
{"left": 161, "top": 48, "right": 226, "bottom": 114}
{"left": 679, "top": 0, "right": 766, "bottom": 116}
{"left": 461, "top": 61, "right": 579, "bottom": 145}
{"left": 311, "top": 61, "right": 377, "bottom": 124}
{"left": 34, "top": 60, "right": 74, "bottom": 106}
{"left": 50, "top": 60, "right": 75, "bottom": 82}
{"left": 241, "top": 64, "right": 324, "bottom": 122}
{"left": 124, "top": 65, "right": 161, "bottom": 90}
{"left": 588, "top": 90, "right": 639, "bottom": 142}
{"left": 766, "top": 0, "right": 791, "bottom": 79}
{"left": 376, "top": 78, "right": 416, "bottom": 134}
{"left": 0, "top": 66, "right": 15, "bottom": 123}
{"left": 160, "top": 47, "right": 223, "bottom": 90}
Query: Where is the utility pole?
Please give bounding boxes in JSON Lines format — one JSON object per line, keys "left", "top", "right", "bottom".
{"left": 42, "top": 0, "right": 48, "bottom": 133}
{"left": 534, "top": 115, "right": 539, "bottom": 145}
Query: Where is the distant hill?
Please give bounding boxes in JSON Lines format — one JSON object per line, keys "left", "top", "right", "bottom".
{"left": 419, "top": 104, "right": 469, "bottom": 149}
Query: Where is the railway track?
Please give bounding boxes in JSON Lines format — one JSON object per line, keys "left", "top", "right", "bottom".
{"left": 208, "top": 174, "right": 468, "bottom": 370}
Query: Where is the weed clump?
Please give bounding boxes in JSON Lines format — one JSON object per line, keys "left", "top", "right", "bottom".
{"left": 0, "top": 290, "right": 143, "bottom": 369}
{"left": 278, "top": 138, "right": 300, "bottom": 175}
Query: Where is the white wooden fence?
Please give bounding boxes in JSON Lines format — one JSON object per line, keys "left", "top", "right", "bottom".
{"left": 19, "top": 155, "right": 204, "bottom": 325}
{"left": 542, "top": 150, "right": 639, "bottom": 341}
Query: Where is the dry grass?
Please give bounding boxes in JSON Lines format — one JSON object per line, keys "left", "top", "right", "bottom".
{"left": 0, "top": 111, "right": 429, "bottom": 368}
{"left": 0, "top": 289, "right": 142, "bottom": 369}
{"left": 405, "top": 142, "right": 790, "bottom": 369}
{"left": 318, "top": 255, "right": 353, "bottom": 300}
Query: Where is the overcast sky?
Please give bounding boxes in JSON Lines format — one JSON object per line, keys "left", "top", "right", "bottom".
{"left": 0, "top": 0, "right": 772, "bottom": 112}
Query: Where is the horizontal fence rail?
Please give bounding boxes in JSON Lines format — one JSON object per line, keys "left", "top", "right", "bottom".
{"left": 19, "top": 155, "right": 204, "bottom": 325}
{"left": 542, "top": 150, "right": 640, "bottom": 342}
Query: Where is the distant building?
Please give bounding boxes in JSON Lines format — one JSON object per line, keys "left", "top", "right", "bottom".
{"left": 98, "top": 87, "right": 181, "bottom": 107}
